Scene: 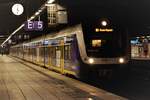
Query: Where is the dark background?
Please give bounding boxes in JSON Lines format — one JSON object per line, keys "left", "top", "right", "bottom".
{"left": 0, "top": 0, "right": 150, "bottom": 44}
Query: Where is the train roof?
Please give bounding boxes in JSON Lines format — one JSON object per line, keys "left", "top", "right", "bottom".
{"left": 21, "top": 24, "right": 82, "bottom": 45}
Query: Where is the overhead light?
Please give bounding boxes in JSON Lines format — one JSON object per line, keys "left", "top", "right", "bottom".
{"left": 47, "top": 0, "right": 55, "bottom": 4}
{"left": 38, "top": 9, "right": 42, "bottom": 13}
{"left": 1, "top": 24, "right": 24, "bottom": 47}
{"left": 31, "top": 16, "right": 35, "bottom": 19}
{"left": 27, "top": 19, "right": 31, "bottom": 22}
{"left": 30, "top": 16, "right": 35, "bottom": 20}
{"left": 35, "top": 12, "right": 40, "bottom": 16}
{"left": 101, "top": 20, "right": 107, "bottom": 26}
{"left": 41, "top": 6, "right": 46, "bottom": 10}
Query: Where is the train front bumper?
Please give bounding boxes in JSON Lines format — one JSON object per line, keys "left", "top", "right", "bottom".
{"left": 84, "top": 57, "right": 128, "bottom": 65}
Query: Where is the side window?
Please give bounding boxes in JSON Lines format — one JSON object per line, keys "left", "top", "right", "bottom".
{"left": 64, "top": 45, "right": 71, "bottom": 60}
{"left": 51, "top": 47, "right": 56, "bottom": 58}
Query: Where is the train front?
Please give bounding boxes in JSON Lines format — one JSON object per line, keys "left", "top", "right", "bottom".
{"left": 81, "top": 18, "right": 129, "bottom": 65}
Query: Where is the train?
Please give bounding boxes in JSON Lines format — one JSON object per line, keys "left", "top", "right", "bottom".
{"left": 10, "top": 18, "right": 130, "bottom": 79}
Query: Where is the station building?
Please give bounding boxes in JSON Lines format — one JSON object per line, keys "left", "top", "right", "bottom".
{"left": 131, "top": 35, "right": 150, "bottom": 59}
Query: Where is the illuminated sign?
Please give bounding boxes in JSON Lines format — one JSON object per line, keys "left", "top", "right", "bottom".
{"left": 24, "top": 21, "right": 43, "bottom": 31}
{"left": 95, "top": 28, "right": 113, "bottom": 32}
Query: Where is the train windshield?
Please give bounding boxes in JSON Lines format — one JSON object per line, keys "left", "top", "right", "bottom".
{"left": 86, "top": 32, "right": 127, "bottom": 58}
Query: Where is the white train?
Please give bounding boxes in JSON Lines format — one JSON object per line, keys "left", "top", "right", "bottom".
{"left": 10, "top": 20, "right": 130, "bottom": 79}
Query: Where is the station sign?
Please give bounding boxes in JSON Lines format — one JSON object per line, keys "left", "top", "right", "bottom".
{"left": 24, "top": 21, "right": 43, "bottom": 31}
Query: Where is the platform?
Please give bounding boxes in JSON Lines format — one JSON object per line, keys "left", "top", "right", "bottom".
{"left": 0, "top": 55, "right": 127, "bottom": 100}
{"left": 132, "top": 57, "right": 150, "bottom": 60}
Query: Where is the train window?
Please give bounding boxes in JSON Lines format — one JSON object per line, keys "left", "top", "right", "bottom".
{"left": 51, "top": 47, "right": 56, "bottom": 58}
{"left": 92, "top": 40, "right": 102, "bottom": 47}
{"left": 64, "top": 45, "right": 71, "bottom": 60}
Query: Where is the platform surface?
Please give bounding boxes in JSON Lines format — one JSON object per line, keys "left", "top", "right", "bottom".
{"left": 0, "top": 55, "right": 127, "bottom": 100}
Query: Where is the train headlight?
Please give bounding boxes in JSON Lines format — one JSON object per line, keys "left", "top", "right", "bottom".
{"left": 119, "top": 58, "right": 125, "bottom": 63}
{"left": 88, "top": 58, "right": 94, "bottom": 64}
{"left": 101, "top": 20, "right": 107, "bottom": 26}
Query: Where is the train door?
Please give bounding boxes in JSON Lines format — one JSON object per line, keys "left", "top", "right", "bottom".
{"left": 18, "top": 47, "right": 21, "bottom": 58}
{"left": 56, "top": 47, "right": 61, "bottom": 67}
{"left": 63, "top": 35, "right": 79, "bottom": 76}
{"left": 48, "top": 47, "right": 52, "bottom": 67}
{"left": 51, "top": 47, "right": 56, "bottom": 67}
{"left": 28, "top": 47, "right": 31, "bottom": 61}
{"left": 24, "top": 46, "right": 27, "bottom": 60}
{"left": 17, "top": 47, "right": 19, "bottom": 57}
{"left": 21, "top": 47, "right": 23, "bottom": 58}
{"left": 64, "top": 45, "right": 72, "bottom": 71}
{"left": 63, "top": 44, "right": 78, "bottom": 76}
{"left": 39, "top": 47, "right": 45, "bottom": 66}
{"left": 30, "top": 47, "right": 33, "bottom": 62}
{"left": 36, "top": 47, "right": 40, "bottom": 63}
{"left": 45, "top": 47, "right": 50, "bottom": 66}
{"left": 51, "top": 46, "right": 63, "bottom": 72}
{"left": 22, "top": 46, "right": 24, "bottom": 59}
{"left": 26, "top": 47, "right": 29, "bottom": 60}
{"left": 32, "top": 47, "right": 37, "bottom": 63}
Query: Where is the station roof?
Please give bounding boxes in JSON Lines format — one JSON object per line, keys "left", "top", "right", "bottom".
{"left": 0, "top": 0, "right": 46, "bottom": 44}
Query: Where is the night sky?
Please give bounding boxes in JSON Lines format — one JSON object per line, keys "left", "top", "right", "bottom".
{"left": 0, "top": 0, "right": 46, "bottom": 43}
{"left": 0, "top": 0, "right": 150, "bottom": 43}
